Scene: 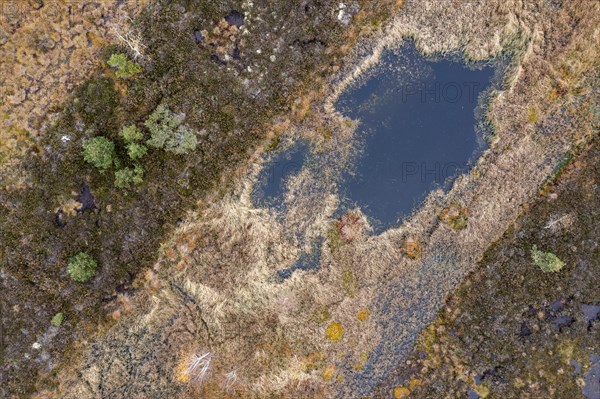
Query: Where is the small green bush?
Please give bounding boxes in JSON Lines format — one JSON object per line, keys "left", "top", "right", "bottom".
{"left": 51, "top": 312, "right": 64, "bottom": 327}
{"left": 531, "top": 245, "right": 565, "bottom": 272}
{"left": 145, "top": 105, "right": 183, "bottom": 148}
{"left": 83, "top": 137, "right": 115, "bottom": 170}
{"left": 145, "top": 105, "right": 200, "bottom": 154}
{"left": 107, "top": 53, "right": 142, "bottom": 79}
{"left": 165, "top": 125, "right": 198, "bottom": 155}
{"left": 67, "top": 252, "right": 98, "bottom": 282}
{"left": 127, "top": 143, "right": 148, "bottom": 160}
{"left": 119, "top": 124, "right": 144, "bottom": 143}
{"left": 115, "top": 165, "right": 144, "bottom": 189}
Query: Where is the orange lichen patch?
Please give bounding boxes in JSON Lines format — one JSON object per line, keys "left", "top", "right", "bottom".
{"left": 322, "top": 364, "right": 336, "bottom": 382}
{"left": 439, "top": 202, "right": 468, "bottom": 231}
{"left": 110, "top": 310, "right": 121, "bottom": 321}
{"left": 326, "top": 322, "right": 344, "bottom": 342}
{"left": 163, "top": 246, "right": 178, "bottom": 261}
{"left": 404, "top": 236, "right": 423, "bottom": 259}
{"left": 175, "top": 260, "right": 188, "bottom": 271}
{"left": 408, "top": 378, "right": 422, "bottom": 390}
{"left": 175, "top": 357, "right": 192, "bottom": 384}
{"left": 117, "top": 294, "right": 134, "bottom": 313}
{"left": 393, "top": 386, "right": 410, "bottom": 399}
{"left": 357, "top": 308, "right": 370, "bottom": 322}
{"left": 144, "top": 270, "right": 160, "bottom": 291}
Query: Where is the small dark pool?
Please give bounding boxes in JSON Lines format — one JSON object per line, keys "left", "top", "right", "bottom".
{"left": 336, "top": 41, "right": 496, "bottom": 230}
{"left": 253, "top": 142, "right": 308, "bottom": 208}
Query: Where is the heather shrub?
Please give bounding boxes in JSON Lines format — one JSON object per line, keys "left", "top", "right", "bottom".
{"left": 82, "top": 137, "right": 115, "bottom": 170}
{"left": 107, "top": 53, "right": 142, "bottom": 78}
{"left": 145, "top": 105, "right": 201, "bottom": 154}
{"left": 531, "top": 245, "right": 564, "bottom": 272}
{"left": 66, "top": 252, "right": 98, "bottom": 282}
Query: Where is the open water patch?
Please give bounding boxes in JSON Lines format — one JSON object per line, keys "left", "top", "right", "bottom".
{"left": 336, "top": 41, "right": 497, "bottom": 231}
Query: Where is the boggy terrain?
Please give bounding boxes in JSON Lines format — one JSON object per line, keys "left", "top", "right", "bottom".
{"left": 1, "top": 0, "right": 599, "bottom": 398}
{"left": 0, "top": 0, "right": 397, "bottom": 397}
{"left": 377, "top": 135, "right": 600, "bottom": 399}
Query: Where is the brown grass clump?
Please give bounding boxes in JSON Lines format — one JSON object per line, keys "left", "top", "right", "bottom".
{"left": 403, "top": 236, "right": 423, "bottom": 259}
{"left": 439, "top": 202, "right": 468, "bottom": 231}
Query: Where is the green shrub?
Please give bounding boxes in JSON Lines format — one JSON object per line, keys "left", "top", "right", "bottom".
{"left": 66, "top": 252, "right": 98, "bottom": 282}
{"left": 115, "top": 165, "right": 144, "bottom": 189}
{"left": 83, "top": 137, "right": 115, "bottom": 170}
{"left": 165, "top": 125, "right": 198, "bottom": 155}
{"left": 127, "top": 143, "right": 148, "bottom": 160}
{"left": 51, "top": 312, "right": 64, "bottom": 327}
{"left": 531, "top": 245, "right": 565, "bottom": 272}
{"left": 107, "top": 53, "right": 142, "bottom": 79}
{"left": 145, "top": 105, "right": 200, "bottom": 154}
{"left": 119, "top": 124, "right": 144, "bottom": 143}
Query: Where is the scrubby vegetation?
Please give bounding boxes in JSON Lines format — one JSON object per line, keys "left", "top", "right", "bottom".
{"left": 51, "top": 313, "right": 64, "bottom": 327}
{"left": 82, "top": 137, "right": 116, "bottom": 170}
{"left": 3, "top": 0, "right": 597, "bottom": 396}
{"left": 145, "top": 105, "right": 201, "bottom": 154}
{"left": 531, "top": 245, "right": 565, "bottom": 272}
{"left": 107, "top": 53, "right": 142, "bottom": 79}
{"left": 114, "top": 165, "right": 144, "bottom": 189}
{"left": 120, "top": 125, "right": 148, "bottom": 160}
{"left": 379, "top": 139, "right": 600, "bottom": 399}
{"left": 119, "top": 124, "right": 144, "bottom": 143}
{"left": 66, "top": 252, "right": 98, "bottom": 282}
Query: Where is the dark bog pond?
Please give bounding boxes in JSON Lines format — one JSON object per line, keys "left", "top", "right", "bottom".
{"left": 253, "top": 142, "right": 308, "bottom": 208}
{"left": 336, "top": 41, "right": 496, "bottom": 230}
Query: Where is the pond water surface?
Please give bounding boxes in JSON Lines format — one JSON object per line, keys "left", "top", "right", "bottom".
{"left": 254, "top": 41, "right": 498, "bottom": 277}
{"left": 336, "top": 42, "right": 495, "bottom": 230}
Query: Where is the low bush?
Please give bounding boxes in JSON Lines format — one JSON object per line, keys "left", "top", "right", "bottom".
{"left": 66, "top": 252, "right": 98, "bottom": 282}
{"left": 82, "top": 136, "right": 115, "bottom": 170}
{"left": 107, "top": 53, "right": 142, "bottom": 79}
{"left": 531, "top": 245, "right": 565, "bottom": 272}
{"left": 115, "top": 165, "right": 144, "bottom": 189}
{"left": 145, "top": 105, "right": 201, "bottom": 154}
